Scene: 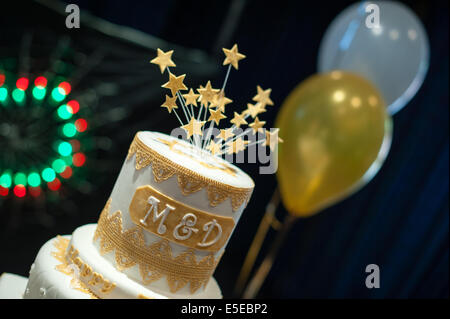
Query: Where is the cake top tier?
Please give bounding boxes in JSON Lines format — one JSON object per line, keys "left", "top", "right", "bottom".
{"left": 136, "top": 131, "right": 254, "bottom": 190}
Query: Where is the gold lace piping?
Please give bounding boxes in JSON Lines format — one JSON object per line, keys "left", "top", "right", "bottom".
{"left": 94, "top": 199, "right": 221, "bottom": 294}
{"left": 52, "top": 236, "right": 98, "bottom": 299}
{"left": 127, "top": 133, "right": 253, "bottom": 212}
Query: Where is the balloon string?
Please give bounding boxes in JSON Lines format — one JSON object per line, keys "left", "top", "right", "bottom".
{"left": 242, "top": 213, "right": 297, "bottom": 299}
{"left": 233, "top": 188, "right": 280, "bottom": 297}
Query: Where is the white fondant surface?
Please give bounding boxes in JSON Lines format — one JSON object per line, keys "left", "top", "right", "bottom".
{"left": 0, "top": 273, "right": 28, "bottom": 299}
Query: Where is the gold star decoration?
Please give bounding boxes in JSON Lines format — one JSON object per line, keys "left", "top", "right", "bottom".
{"left": 230, "top": 112, "right": 248, "bottom": 128}
{"left": 181, "top": 117, "right": 206, "bottom": 138}
{"left": 263, "top": 128, "right": 284, "bottom": 151}
{"left": 222, "top": 44, "right": 246, "bottom": 70}
{"left": 162, "top": 73, "right": 187, "bottom": 96}
{"left": 208, "top": 108, "right": 227, "bottom": 125}
{"left": 161, "top": 94, "right": 178, "bottom": 113}
{"left": 182, "top": 89, "right": 200, "bottom": 107}
{"left": 206, "top": 140, "right": 222, "bottom": 155}
{"left": 211, "top": 92, "right": 233, "bottom": 113}
{"left": 197, "top": 81, "right": 219, "bottom": 106}
{"left": 226, "top": 137, "right": 249, "bottom": 154}
{"left": 245, "top": 102, "right": 266, "bottom": 118}
{"left": 219, "top": 128, "right": 235, "bottom": 141}
{"left": 150, "top": 48, "right": 176, "bottom": 74}
{"left": 253, "top": 85, "right": 274, "bottom": 107}
{"left": 249, "top": 117, "right": 266, "bottom": 133}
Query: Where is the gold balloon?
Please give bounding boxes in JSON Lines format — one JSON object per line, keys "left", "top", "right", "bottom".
{"left": 275, "top": 71, "right": 392, "bottom": 217}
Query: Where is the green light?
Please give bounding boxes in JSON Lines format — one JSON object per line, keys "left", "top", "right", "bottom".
{"left": 57, "top": 104, "right": 72, "bottom": 120}
{"left": 42, "top": 168, "right": 56, "bottom": 182}
{"left": 63, "top": 155, "right": 73, "bottom": 166}
{"left": 62, "top": 123, "right": 77, "bottom": 137}
{"left": 58, "top": 141, "right": 72, "bottom": 156}
{"left": 51, "top": 87, "right": 66, "bottom": 102}
{"left": 12, "top": 88, "right": 25, "bottom": 104}
{"left": 0, "top": 173, "right": 12, "bottom": 188}
{"left": 32, "top": 86, "right": 46, "bottom": 100}
{"left": 0, "top": 88, "right": 7, "bottom": 102}
{"left": 52, "top": 159, "right": 66, "bottom": 173}
{"left": 28, "top": 172, "right": 41, "bottom": 187}
{"left": 14, "top": 172, "right": 27, "bottom": 186}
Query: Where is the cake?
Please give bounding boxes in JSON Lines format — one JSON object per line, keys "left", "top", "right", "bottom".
{"left": 11, "top": 44, "right": 280, "bottom": 299}
{"left": 23, "top": 131, "right": 254, "bottom": 299}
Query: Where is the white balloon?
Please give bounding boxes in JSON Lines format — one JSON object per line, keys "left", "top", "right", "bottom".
{"left": 318, "top": 1, "right": 429, "bottom": 115}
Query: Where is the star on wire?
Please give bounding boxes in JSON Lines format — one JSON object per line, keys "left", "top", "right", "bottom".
{"left": 223, "top": 44, "right": 246, "bottom": 70}
{"left": 197, "top": 81, "right": 219, "bottom": 106}
{"left": 211, "top": 93, "right": 233, "bottom": 113}
{"left": 219, "top": 128, "right": 235, "bottom": 141}
{"left": 207, "top": 140, "right": 222, "bottom": 155}
{"left": 263, "top": 128, "right": 284, "bottom": 151}
{"left": 208, "top": 108, "right": 227, "bottom": 125}
{"left": 162, "top": 73, "right": 187, "bottom": 96}
{"left": 249, "top": 117, "right": 266, "bottom": 133}
{"left": 161, "top": 95, "right": 178, "bottom": 113}
{"left": 226, "top": 138, "right": 249, "bottom": 154}
{"left": 181, "top": 117, "right": 206, "bottom": 138}
{"left": 183, "top": 89, "right": 200, "bottom": 107}
{"left": 253, "top": 85, "right": 274, "bottom": 107}
{"left": 150, "top": 48, "right": 176, "bottom": 74}
{"left": 245, "top": 103, "right": 266, "bottom": 118}
{"left": 230, "top": 112, "right": 248, "bottom": 128}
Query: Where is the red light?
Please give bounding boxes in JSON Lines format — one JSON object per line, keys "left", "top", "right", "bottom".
{"left": 34, "top": 76, "right": 48, "bottom": 88}
{"left": 16, "top": 77, "right": 29, "bottom": 90}
{"left": 48, "top": 178, "right": 61, "bottom": 191}
{"left": 0, "top": 186, "right": 8, "bottom": 196}
{"left": 58, "top": 82, "right": 71, "bottom": 95}
{"left": 73, "top": 153, "right": 86, "bottom": 167}
{"left": 13, "top": 185, "right": 26, "bottom": 197}
{"left": 60, "top": 166, "right": 73, "bottom": 179}
{"left": 0, "top": 74, "right": 5, "bottom": 87}
{"left": 70, "top": 139, "right": 81, "bottom": 152}
{"left": 29, "top": 187, "right": 42, "bottom": 197}
{"left": 75, "top": 119, "right": 88, "bottom": 132}
{"left": 67, "top": 100, "right": 80, "bottom": 114}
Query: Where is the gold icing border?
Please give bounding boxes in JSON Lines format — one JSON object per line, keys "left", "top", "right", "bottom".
{"left": 52, "top": 236, "right": 98, "bottom": 299}
{"left": 94, "top": 199, "right": 222, "bottom": 294}
{"left": 127, "top": 133, "right": 253, "bottom": 212}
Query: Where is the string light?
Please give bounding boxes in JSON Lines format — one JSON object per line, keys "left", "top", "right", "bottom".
{"left": 1, "top": 76, "right": 87, "bottom": 197}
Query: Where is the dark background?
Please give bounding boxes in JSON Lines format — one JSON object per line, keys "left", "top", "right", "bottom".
{"left": 0, "top": 0, "right": 448, "bottom": 298}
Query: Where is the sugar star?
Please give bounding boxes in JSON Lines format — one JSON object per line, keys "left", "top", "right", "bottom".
{"left": 150, "top": 48, "right": 176, "bottom": 74}
{"left": 253, "top": 85, "right": 274, "bottom": 107}
{"left": 208, "top": 108, "right": 227, "bottom": 125}
{"left": 182, "top": 89, "right": 200, "bottom": 107}
{"left": 223, "top": 44, "right": 246, "bottom": 70}
{"left": 181, "top": 117, "right": 206, "bottom": 138}
{"left": 162, "top": 73, "right": 187, "bottom": 96}
{"left": 161, "top": 94, "right": 178, "bottom": 113}
{"left": 219, "top": 128, "right": 235, "bottom": 141}
{"left": 206, "top": 140, "right": 222, "bottom": 155}
{"left": 263, "top": 128, "right": 284, "bottom": 151}
{"left": 245, "top": 102, "right": 266, "bottom": 118}
{"left": 211, "top": 92, "right": 233, "bottom": 113}
{"left": 230, "top": 112, "right": 248, "bottom": 128}
{"left": 249, "top": 117, "right": 266, "bottom": 133}
{"left": 226, "top": 137, "right": 248, "bottom": 154}
{"left": 197, "top": 81, "right": 219, "bottom": 106}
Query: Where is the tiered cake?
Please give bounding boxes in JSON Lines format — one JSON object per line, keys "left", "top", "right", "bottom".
{"left": 24, "top": 131, "right": 254, "bottom": 299}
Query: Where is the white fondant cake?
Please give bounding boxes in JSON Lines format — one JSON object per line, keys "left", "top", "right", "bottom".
{"left": 24, "top": 131, "right": 254, "bottom": 299}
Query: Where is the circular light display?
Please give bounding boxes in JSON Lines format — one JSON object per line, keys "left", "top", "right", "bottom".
{"left": 0, "top": 73, "right": 88, "bottom": 197}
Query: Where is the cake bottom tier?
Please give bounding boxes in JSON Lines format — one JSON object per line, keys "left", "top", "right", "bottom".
{"left": 24, "top": 224, "right": 222, "bottom": 299}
